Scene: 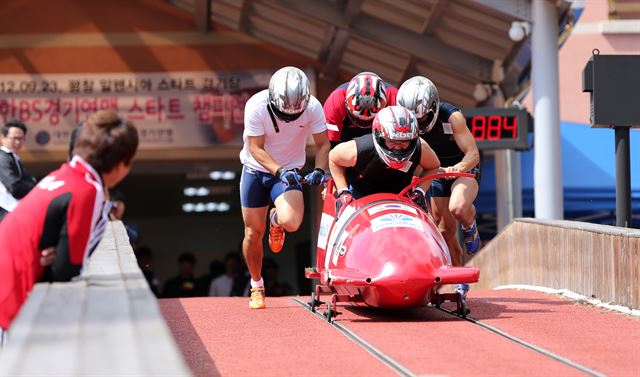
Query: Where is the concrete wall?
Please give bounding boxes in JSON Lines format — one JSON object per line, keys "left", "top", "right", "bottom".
{"left": 469, "top": 218, "right": 640, "bottom": 310}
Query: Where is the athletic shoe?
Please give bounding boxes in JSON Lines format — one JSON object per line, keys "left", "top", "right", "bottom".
{"left": 268, "top": 208, "right": 285, "bottom": 253}
{"left": 463, "top": 221, "right": 481, "bottom": 255}
{"left": 249, "top": 287, "right": 266, "bottom": 309}
{"left": 454, "top": 283, "right": 470, "bottom": 302}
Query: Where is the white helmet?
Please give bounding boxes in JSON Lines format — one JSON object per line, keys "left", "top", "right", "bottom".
{"left": 397, "top": 76, "right": 440, "bottom": 134}
{"left": 268, "top": 66, "right": 310, "bottom": 122}
{"left": 345, "top": 72, "right": 388, "bottom": 128}
{"left": 372, "top": 106, "right": 420, "bottom": 169}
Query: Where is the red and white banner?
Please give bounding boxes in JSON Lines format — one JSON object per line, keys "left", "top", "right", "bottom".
{"left": 0, "top": 69, "right": 315, "bottom": 150}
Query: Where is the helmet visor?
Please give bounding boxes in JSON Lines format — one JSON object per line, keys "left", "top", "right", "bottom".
{"left": 347, "top": 112, "right": 374, "bottom": 128}
{"left": 384, "top": 139, "right": 412, "bottom": 153}
{"left": 269, "top": 102, "right": 304, "bottom": 122}
{"left": 418, "top": 110, "right": 436, "bottom": 134}
{"left": 376, "top": 135, "right": 418, "bottom": 161}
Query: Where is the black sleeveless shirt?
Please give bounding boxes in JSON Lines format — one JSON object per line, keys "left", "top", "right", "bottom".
{"left": 420, "top": 102, "right": 468, "bottom": 167}
{"left": 346, "top": 134, "right": 422, "bottom": 198}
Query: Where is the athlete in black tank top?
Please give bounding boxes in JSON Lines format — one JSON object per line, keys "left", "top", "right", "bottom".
{"left": 329, "top": 106, "right": 440, "bottom": 217}
{"left": 421, "top": 103, "right": 467, "bottom": 167}
{"left": 346, "top": 135, "right": 422, "bottom": 198}
{"left": 397, "top": 76, "right": 481, "bottom": 299}
{"left": 420, "top": 103, "right": 481, "bottom": 265}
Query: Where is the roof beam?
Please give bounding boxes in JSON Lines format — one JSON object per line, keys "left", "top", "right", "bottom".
{"left": 352, "top": 15, "right": 493, "bottom": 81}
{"left": 471, "top": 0, "right": 532, "bottom": 21}
{"left": 423, "top": 0, "right": 449, "bottom": 35}
{"left": 343, "top": 0, "right": 364, "bottom": 25}
{"left": 267, "top": 0, "right": 360, "bottom": 27}
{"left": 320, "top": 27, "right": 351, "bottom": 81}
{"left": 238, "top": 0, "right": 254, "bottom": 32}
{"left": 194, "top": 0, "right": 211, "bottom": 32}
{"left": 400, "top": 56, "right": 417, "bottom": 84}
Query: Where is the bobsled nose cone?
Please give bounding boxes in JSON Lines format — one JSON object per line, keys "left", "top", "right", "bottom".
{"left": 365, "top": 274, "right": 434, "bottom": 308}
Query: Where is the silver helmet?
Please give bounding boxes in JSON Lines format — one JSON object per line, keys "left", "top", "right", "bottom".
{"left": 372, "top": 106, "right": 420, "bottom": 170}
{"left": 268, "top": 66, "right": 311, "bottom": 122}
{"left": 397, "top": 76, "right": 440, "bottom": 134}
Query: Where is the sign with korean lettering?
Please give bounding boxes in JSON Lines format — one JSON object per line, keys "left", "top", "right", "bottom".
{"left": 0, "top": 70, "right": 315, "bottom": 150}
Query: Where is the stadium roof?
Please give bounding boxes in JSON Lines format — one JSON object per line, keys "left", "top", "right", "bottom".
{"left": 172, "top": 0, "right": 578, "bottom": 107}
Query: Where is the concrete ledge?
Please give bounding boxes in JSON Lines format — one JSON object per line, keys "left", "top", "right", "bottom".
{"left": 0, "top": 222, "right": 192, "bottom": 377}
{"left": 469, "top": 218, "right": 639, "bottom": 310}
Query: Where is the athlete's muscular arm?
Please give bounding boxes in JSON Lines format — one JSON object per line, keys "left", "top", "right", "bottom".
{"left": 418, "top": 139, "right": 440, "bottom": 191}
{"left": 247, "top": 135, "right": 281, "bottom": 175}
{"left": 447, "top": 111, "right": 480, "bottom": 173}
{"left": 328, "top": 140, "right": 357, "bottom": 192}
{"left": 312, "top": 131, "right": 330, "bottom": 171}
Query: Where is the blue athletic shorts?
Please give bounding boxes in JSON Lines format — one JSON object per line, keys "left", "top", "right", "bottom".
{"left": 240, "top": 165, "right": 302, "bottom": 208}
{"left": 430, "top": 166, "right": 481, "bottom": 198}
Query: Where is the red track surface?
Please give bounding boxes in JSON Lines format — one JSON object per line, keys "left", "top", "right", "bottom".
{"left": 457, "top": 289, "right": 640, "bottom": 376}
{"left": 160, "top": 289, "right": 639, "bottom": 377}
{"left": 159, "top": 297, "right": 395, "bottom": 377}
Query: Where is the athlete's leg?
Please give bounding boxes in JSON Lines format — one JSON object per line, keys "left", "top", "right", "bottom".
{"left": 272, "top": 190, "right": 304, "bottom": 232}
{"left": 241, "top": 206, "right": 269, "bottom": 282}
{"left": 431, "top": 178, "right": 463, "bottom": 267}
{"left": 431, "top": 196, "right": 463, "bottom": 267}
{"left": 450, "top": 177, "right": 481, "bottom": 254}
{"left": 449, "top": 177, "right": 479, "bottom": 228}
{"left": 239, "top": 166, "right": 271, "bottom": 285}
{"left": 266, "top": 179, "right": 304, "bottom": 253}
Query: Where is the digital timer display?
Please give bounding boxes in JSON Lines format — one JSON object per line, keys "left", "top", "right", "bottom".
{"left": 463, "top": 108, "right": 532, "bottom": 150}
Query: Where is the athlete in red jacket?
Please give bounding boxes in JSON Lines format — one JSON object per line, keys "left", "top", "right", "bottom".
{"left": 324, "top": 72, "right": 398, "bottom": 148}
{"left": 0, "top": 110, "right": 138, "bottom": 330}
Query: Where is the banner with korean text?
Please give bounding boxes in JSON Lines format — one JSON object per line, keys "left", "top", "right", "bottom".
{"left": 0, "top": 69, "right": 315, "bottom": 151}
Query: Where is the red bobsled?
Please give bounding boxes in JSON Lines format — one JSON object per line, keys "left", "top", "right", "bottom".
{"left": 305, "top": 172, "right": 480, "bottom": 320}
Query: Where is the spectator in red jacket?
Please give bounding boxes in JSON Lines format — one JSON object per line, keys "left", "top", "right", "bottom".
{"left": 0, "top": 110, "right": 138, "bottom": 330}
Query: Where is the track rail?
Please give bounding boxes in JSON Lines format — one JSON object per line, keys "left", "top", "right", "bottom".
{"left": 291, "top": 298, "right": 417, "bottom": 377}
{"left": 294, "top": 297, "right": 607, "bottom": 377}
{"left": 435, "top": 306, "right": 606, "bottom": 377}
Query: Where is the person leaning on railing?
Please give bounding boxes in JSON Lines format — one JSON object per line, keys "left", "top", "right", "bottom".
{"left": 0, "top": 109, "right": 138, "bottom": 333}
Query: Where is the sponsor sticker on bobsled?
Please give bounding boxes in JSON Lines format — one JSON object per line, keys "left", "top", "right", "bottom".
{"left": 368, "top": 203, "right": 418, "bottom": 216}
{"left": 371, "top": 213, "right": 423, "bottom": 232}
{"left": 317, "top": 213, "right": 333, "bottom": 250}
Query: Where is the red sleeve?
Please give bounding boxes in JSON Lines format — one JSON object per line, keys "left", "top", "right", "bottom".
{"left": 67, "top": 186, "right": 99, "bottom": 264}
{"left": 323, "top": 88, "right": 347, "bottom": 142}
{"left": 386, "top": 86, "right": 398, "bottom": 106}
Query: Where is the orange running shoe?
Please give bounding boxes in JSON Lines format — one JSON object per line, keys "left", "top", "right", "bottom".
{"left": 268, "top": 208, "right": 285, "bottom": 253}
{"left": 249, "top": 287, "right": 266, "bottom": 309}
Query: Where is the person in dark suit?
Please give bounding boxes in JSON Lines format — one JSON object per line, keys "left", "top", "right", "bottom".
{"left": 0, "top": 120, "right": 37, "bottom": 222}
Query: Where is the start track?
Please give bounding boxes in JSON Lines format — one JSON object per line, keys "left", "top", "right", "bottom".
{"left": 160, "top": 289, "right": 639, "bottom": 377}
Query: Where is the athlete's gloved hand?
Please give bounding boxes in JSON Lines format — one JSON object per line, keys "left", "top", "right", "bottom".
{"left": 304, "top": 168, "right": 326, "bottom": 186}
{"left": 408, "top": 187, "right": 429, "bottom": 213}
{"left": 335, "top": 189, "right": 354, "bottom": 218}
{"left": 277, "top": 167, "right": 302, "bottom": 186}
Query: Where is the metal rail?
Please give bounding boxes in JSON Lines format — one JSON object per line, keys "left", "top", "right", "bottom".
{"left": 293, "top": 296, "right": 607, "bottom": 377}
{"left": 291, "top": 298, "right": 417, "bottom": 377}
{"left": 435, "top": 306, "right": 606, "bottom": 377}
